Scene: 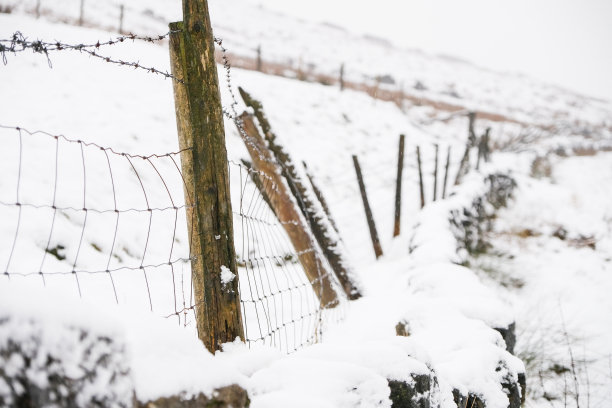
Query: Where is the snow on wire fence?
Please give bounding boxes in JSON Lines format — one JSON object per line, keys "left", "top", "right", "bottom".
{"left": 0, "top": 16, "right": 353, "bottom": 361}
{"left": 0, "top": 121, "right": 345, "bottom": 355}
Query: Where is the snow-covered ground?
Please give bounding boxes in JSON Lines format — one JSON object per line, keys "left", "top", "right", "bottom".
{"left": 1, "top": 2, "right": 611, "bottom": 407}
{"left": 471, "top": 152, "right": 612, "bottom": 408}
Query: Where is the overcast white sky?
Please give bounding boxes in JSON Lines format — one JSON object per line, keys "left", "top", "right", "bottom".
{"left": 244, "top": 0, "right": 612, "bottom": 102}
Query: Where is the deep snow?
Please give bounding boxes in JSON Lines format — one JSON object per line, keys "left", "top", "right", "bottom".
{"left": 0, "top": 2, "right": 611, "bottom": 407}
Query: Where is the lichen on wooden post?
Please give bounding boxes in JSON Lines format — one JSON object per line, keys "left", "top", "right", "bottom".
{"left": 168, "top": 0, "right": 244, "bottom": 352}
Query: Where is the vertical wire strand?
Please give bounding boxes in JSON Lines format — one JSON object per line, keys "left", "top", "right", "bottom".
{"left": 125, "top": 155, "right": 153, "bottom": 311}
{"left": 102, "top": 149, "right": 119, "bottom": 303}
{"left": 37, "top": 136, "right": 60, "bottom": 285}
{"left": 4, "top": 128, "right": 24, "bottom": 278}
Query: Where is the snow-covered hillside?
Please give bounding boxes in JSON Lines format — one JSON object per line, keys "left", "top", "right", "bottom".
{"left": 1, "top": 1, "right": 611, "bottom": 407}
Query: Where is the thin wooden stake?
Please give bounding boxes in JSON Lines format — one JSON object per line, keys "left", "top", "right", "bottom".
{"left": 118, "top": 5, "right": 124, "bottom": 34}
{"left": 35, "top": 0, "right": 40, "bottom": 19}
{"left": 256, "top": 45, "right": 262, "bottom": 72}
{"left": 416, "top": 146, "right": 425, "bottom": 209}
{"left": 483, "top": 127, "right": 491, "bottom": 163}
{"left": 393, "top": 134, "right": 405, "bottom": 237}
{"left": 353, "top": 155, "right": 383, "bottom": 259}
{"left": 302, "top": 161, "right": 341, "bottom": 238}
{"left": 169, "top": 0, "right": 244, "bottom": 352}
{"left": 432, "top": 144, "right": 439, "bottom": 202}
{"left": 442, "top": 146, "right": 451, "bottom": 199}
{"left": 78, "top": 0, "right": 84, "bottom": 26}
{"left": 339, "top": 63, "right": 345, "bottom": 91}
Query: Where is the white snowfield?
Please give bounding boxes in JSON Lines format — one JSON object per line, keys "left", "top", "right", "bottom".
{"left": 0, "top": 1, "right": 611, "bottom": 407}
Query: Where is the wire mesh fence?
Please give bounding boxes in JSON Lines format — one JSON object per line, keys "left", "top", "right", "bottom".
{"left": 0, "top": 123, "right": 345, "bottom": 353}
{"left": 0, "top": 18, "right": 482, "bottom": 355}
{"left": 0, "top": 125, "right": 197, "bottom": 327}
{"left": 230, "top": 161, "right": 345, "bottom": 353}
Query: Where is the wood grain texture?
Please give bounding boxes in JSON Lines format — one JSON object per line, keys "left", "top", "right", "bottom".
{"left": 238, "top": 112, "right": 339, "bottom": 308}
{"left": 169, "top": 0, "right": 244, "bottom": 352}
{"left": 239, "top": 88, "right": 360, "bottom": 300}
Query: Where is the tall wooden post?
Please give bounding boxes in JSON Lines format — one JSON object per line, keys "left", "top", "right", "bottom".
{"left": 118, "top": 5, "right": 125, "bottom": 34}
{"left": 416, "top": 146, "right": 425, "bottom": 209}
{"left": 353, "top": 155, "right": 383, "bottom": 259}
{"left": 339, "top": 63, "right": 345, "bottom": 91}
{"left": 78, "top": 0, "right": 84, "bottom": 26}
{"left": 256, "top": 45, "right": 262, "bottom": 72}
{"left": 169, "top": 0, "right": 244, "bottom": 352}
{"left": 432, "top": 144, "right": 439, "bottom": 202}
{"left": 442, "top": 146, "right": 451, "bottom": 199}
{"left": 393, "top": 134, "right": 405, "bottom": 237}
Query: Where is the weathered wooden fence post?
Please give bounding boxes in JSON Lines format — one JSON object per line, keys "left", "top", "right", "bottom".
{"left": 302, "top": 161, "right": 342, "bottom": 238}
{"left": 454, "top": 111, "right": 477, "bottom": 185}
{"left": 169, "top": 0, "right": 244, "bottom": 352}
{"left": 238, "top": 113, "right": 339, "bottom": 306}
{"left": 256, "top": 45, "right": 262, "bottom": 72}
{"left": 393, "top": 134, "right": 405, "bottom": 237}
{"left": 416, "top": 146, "right": 425, "bottom": 209}
{"left": 353, "top": 155, "right": 383, "bottom": 259}
{"left": 432, "top": 144, "right": 439, "bottom": 202}
{"left": 35, "top": 0, "right": 41, "bottom": 19}
{"left": 477, "top": 127, "right": 492, "bottom": 169}
{"left": 339, "top": 63, "right": 345, "bottom": 91}
{"left": 442, "top": 146, "right": 451, "bottom": 199}
{"left": 78, "top": 0, "right": 84, "bottom": 26}
{"left": 484, "top": 127, "right": 491, "bottom": 162}
{"left": 239, "top": 88, "right": 361, "bottom": 300}
{"left": 118, "top": 5, "right": 125, "bottom": 34}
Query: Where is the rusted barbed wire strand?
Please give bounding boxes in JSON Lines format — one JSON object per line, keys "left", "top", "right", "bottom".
{"left": 0, "top": 31, "right": 184, "bottom": 82}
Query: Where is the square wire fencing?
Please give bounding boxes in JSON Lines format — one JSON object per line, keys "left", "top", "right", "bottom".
{"left": 0, "top": 124, "right": 346, "bottom": 354}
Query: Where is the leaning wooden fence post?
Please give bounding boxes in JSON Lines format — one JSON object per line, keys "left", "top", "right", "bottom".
{"left": 238, "top": 87, "right": 361, "bottom": 300}
{"left": 393, "top": 134, "right": 405, "bottom": 237}
{"left": 169, "top": 0, "right": 244, "bottom": 352}
{"left": 432, "top": 144, "right": 439, "bottom": 202}
{"left": 353, "top": 155, "right": 383, "bottom": 259}
{"left": 442, "top": 146, "right": 451, "bottom": 199}
{"left": 416, "top": 146, "right": 425, "bottom": 209}
{"left": 238, "top": 113, "right": 339, "bottom": 307}
{"left": 302, "top": 161, "right": 342, "bottom": 238}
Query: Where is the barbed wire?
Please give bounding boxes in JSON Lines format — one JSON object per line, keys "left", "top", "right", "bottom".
{"left": 0, "top": 31, "right": 183, "bottom": 82}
